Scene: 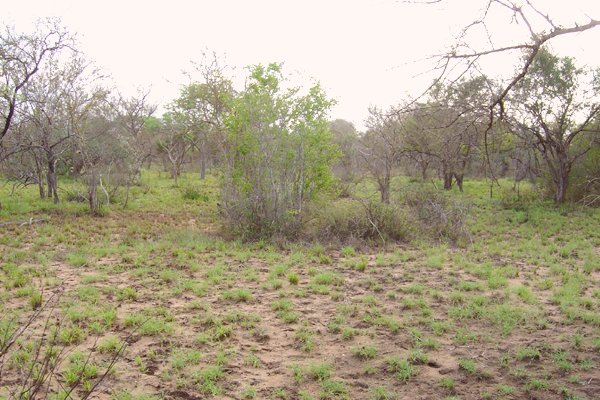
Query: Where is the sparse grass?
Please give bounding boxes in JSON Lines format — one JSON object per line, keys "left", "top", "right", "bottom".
{"left": 1, "top": 173, "right": 598, "bottom": 399}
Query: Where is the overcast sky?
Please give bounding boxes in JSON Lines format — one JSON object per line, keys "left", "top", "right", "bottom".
{"left": 3, "top": 0, "right": 600, "bottom": 130}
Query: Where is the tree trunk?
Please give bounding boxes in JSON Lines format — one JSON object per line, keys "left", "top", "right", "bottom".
{"left": 554, "top": 158, "right": 570, "bottom": 204}
{"left": 379, "top": 173, "right": 390, "bottom": 204}
{"left": 88, "top": 170, "right": 99, "bottom": 214}
{"left": 38, "top": 181, "right": 45, "bottom": 199}
{"left": 200, "top": 142, "right": 206, "bottom": 180}
{"left": 46, "top": 158, "right": 59, "bottom": 204}
{"left": 421, "top": 162, "right": 428, "bottom": 180}
{"left": 454, "top": 173, "right": 464, "bottom": 192}
{"left": 443, "top": 173, "right": 453, "bottom": 190}
{"left": 171, "top": 163, "right": 179, "bottom": 185}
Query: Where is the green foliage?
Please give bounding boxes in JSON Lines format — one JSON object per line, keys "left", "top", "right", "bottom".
{"left": 221, "top": 63, "right": 339, "bottom": 240}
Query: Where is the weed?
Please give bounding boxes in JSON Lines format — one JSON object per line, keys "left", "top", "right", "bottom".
{"left": 353, "top": 345, "right": 378, "bottom": 360}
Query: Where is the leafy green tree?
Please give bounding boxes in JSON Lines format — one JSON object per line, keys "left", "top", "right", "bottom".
{"left": 508, "top": 48, "right": 600, "bottom": 203}
{"left": 222, "top": 63, "right": 338, "bottom": 239}
{"left": 170, "top": 70, "right": 233, "bottom": 179}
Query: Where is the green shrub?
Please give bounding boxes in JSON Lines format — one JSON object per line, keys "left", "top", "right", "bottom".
{"left": 498, "top": 183, "right": 539, "bottom": 210}
{"left": 182, "top": 186, "right": 208, "bottom": 202}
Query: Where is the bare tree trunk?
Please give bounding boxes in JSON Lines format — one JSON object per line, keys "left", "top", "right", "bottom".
{"left": 46, "top": 158, "right": 59, "bottom": 204}
{"left": 171, "top": 164, "right": 179, "bottom": 185}
{"left": 443, "top": 173, "right": 453, "bottom": 190}
{"left": 200, "top": 141, "right": 207, "bottom": 180}
{"left": 379, "top": 171, "right": 391, "bottom": 204}
{"left": 554, "top": 156, "right": 570, "bottom": 204}
{"left": 88, "top": 169, "right": 99, "bottom": 214}
{"left": 38, "top": 181, "right": 45, "bottom": 199}
{"left": 454, "top": 173, "right": 464, "bottom": 192}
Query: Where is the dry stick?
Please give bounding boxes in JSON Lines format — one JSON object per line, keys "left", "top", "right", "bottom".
{"left": 0, "top": 290, "right": 60, "bottom": 360}
{"left": 0, "top": 218, "right": 46, "bottom": 228}
{"left": 81, "top": 317, "right": 152, "bottom": 400}
{"left": 20, "top": 305, "right": 55, "bottom": 396}
{"left": 356, "top": 197, "right": 386, "bottom": 247}
{"left": 0, "top": 289, "right": 62, "bottom": 398}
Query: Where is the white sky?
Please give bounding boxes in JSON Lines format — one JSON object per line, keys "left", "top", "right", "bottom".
{"left": 3, "top": 0, "right": 600, "bottom": 130}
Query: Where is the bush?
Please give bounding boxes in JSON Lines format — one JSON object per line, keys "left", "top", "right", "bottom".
{"left": 403, "top": 186, "right": 471, "bottom": 244}
{"left": 220, "top": 63, "right": 338, "bottom": 240}
{"left": 304, "top": 198, "right": 412, "bottom": 243}
{"left": 182, "top": 186, "right": 208, "bottom": 202}
{"left": 498, "top": 182, "right": 540, "bottom": 210}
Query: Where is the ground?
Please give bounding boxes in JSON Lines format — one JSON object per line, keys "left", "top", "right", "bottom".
{"left": 0, "top": 172, "right": 599, "bottom": 400}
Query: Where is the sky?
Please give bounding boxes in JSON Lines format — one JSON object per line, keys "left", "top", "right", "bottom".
{"left": 3, "top": 0, "right": 600, "bottom": 130}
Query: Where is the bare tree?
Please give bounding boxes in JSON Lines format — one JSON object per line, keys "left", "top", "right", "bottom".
{"left": 157, "top": 112, "right": 194, "bottom": 185}
{"left": 361, "top": 107, "right": 406, "bottom": 203}
{"left": 112, "top": 90, "right": 157, "bottom": 206}
{"left": 0, "top": 18, "right": 73, "bottom": 149}
{"left": 433, "top": 1, "right": 599, "bottom": 111}
{"left": 12, "top": 54, "right": 89, "bottom": 203}
{"left": 404, "top": 77, "right": 492, "bottom": 191}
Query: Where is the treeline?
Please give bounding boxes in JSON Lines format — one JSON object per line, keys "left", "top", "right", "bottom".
{"left": 1, "top": 20, "right": 599, "bottom": 241}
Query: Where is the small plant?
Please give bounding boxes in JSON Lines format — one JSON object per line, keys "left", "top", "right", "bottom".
{"left": 117, "top": 287, "right": 138, "bottom": 301}
{"left": 369, "top": 386, "right": 396, "bottom": 400}
{"left": 516, "top": 347, "right": 541, "bottom": 361}
{"left": 308, "top": 363, "right": 331, "bottom": 382}
{"left": 458, "top": 359, "right": 477, "bottom": 374}
{"left": 295, "top": 327, "right": 315, "bottom": 352}
{"left": 287, "top": 271, "right": 299, "bottom": 285}
{"left": 272, "top": 388, "right": 288, "bottom": 399}
{"left": 222, "top": 288, "right": 253, "bottom": 302}
{"left": 319, "top": 379, "right": 349, "bottom": 400}
{"left": 408, "top": 348, "right": 428, "bottom": 365}
{"left": 353, "top": 257, "right": 368, "bottom": 272}
{"left": 241, "top": 385, "right": 257, "bottom": 399}
{"left": 525, "top": 378, "right": 549, "bottom": 391}
{"left": 291, "top": 364, "right": 305, "bottom": 383}
{"left": 29, "top": 290, "right": 43, "bottom": 310}
{"left": 353, "top": 345, "right": 378, "bottom": 360}
{"left": 341, "top": 327, "right": 358, "bottom": 340}
{"left": 386, "top": 356, "right": 415, "bottom": 381}
{"left": 439, "top": 377, "right": 455, "bottom": 391}
{"left": 341, "top": 246, "right": 356, "bottom": 257}
{"left": 97, "top": 335, "right": 124, "bottom": 354}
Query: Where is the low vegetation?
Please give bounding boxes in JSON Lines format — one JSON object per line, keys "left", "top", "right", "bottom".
{"left": 1, "top": 172, "right": 598, "bottom": 399}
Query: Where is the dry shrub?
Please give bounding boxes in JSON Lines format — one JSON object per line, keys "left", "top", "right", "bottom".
{"left": 304, "top": 198, "right": 413, "bottom": 243}
{"left": 403, "top": 187, "right": 471, "bottom": 244}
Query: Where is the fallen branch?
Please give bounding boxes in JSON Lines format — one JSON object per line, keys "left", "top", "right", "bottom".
{"left": 0, "top": 218, "right": 47, "bottom": 228}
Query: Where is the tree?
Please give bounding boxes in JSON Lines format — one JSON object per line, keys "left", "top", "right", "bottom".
{"left": 14, "top": 53, "right": 89, "bottom": 203}
{"left": 156, "top": 113, "right": 194, "bottom": 185}
{"left": 361, "top": 107, "right": 406, "bottom": 203}
{"left": 171, "top": 55, "right": 234, "bottom": 179}
{"left": 433, "top": 1, "right": 599, "bottom": 113}
{"left": 507, "top": 48, "right": 600, "bottom": 203}
{"left": 404, "top": 77, "right": 492, "bottom": 191}
{"left": 112, "top": 90, "right": 157, "bottom": 206}
{"left": 329, "top": 119, "right": 360, "bottom": 182}
{"left": 414, "top": 1, "right": 600, "bottom": 192}
{"left": 0, "top": 19, "right": 73, "bottom": 149}
{"left": 221, "top": 63, "right": 338, "bottom": 239}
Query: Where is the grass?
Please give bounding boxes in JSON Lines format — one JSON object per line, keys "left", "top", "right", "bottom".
{"left": 1, "top": 173, "right": 599, "bottom": 399}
